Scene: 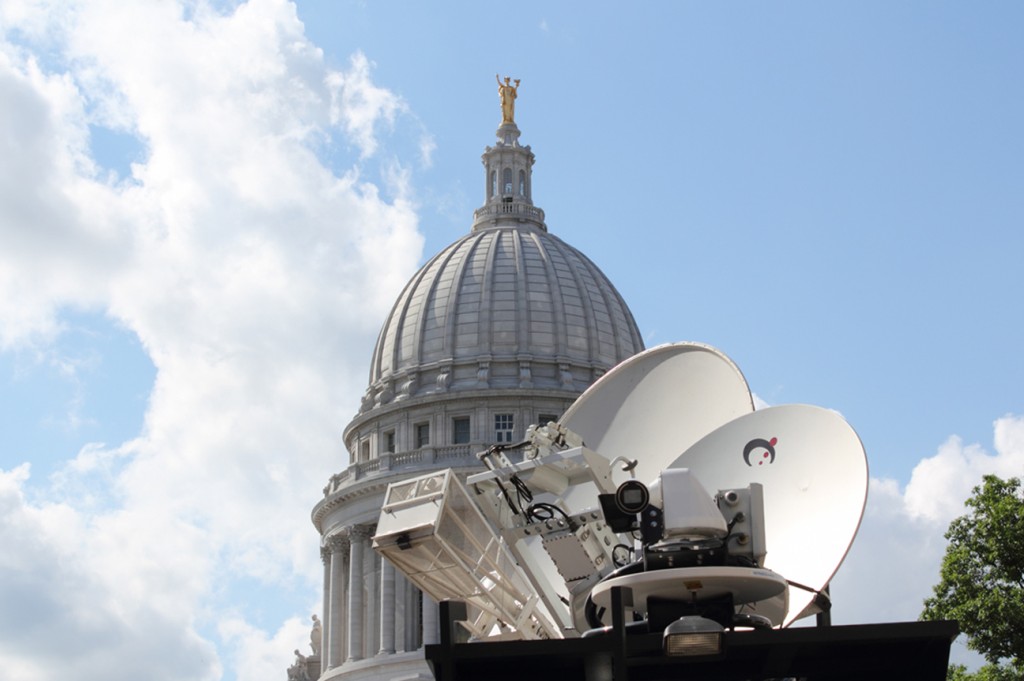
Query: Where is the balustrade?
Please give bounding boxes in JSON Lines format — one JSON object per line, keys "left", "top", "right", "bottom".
{"left": 473, "top": 201, "right": 545, "bottom": 223}
{"left": 324, "top": 445, "right": 479, "bottom": 495}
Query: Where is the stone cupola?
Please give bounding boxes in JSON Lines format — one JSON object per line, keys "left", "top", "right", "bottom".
{"left": 472, "top": 119, "right": 546, "bottom": 233}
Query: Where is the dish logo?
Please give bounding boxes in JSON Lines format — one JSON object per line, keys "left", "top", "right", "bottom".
{"left": 743, "top": 437, "right": 778, "bottom": 466}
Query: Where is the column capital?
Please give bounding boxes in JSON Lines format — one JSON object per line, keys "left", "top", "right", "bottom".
{"left": 326, "top": 534, "right": 350, "bottom": 557}
{"left": 348, "top": 524, "right": 373, "bottom": 540}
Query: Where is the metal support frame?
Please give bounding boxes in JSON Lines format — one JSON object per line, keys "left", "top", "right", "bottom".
{"left": 426, "top": 598, "right": 958, "bottom": 681}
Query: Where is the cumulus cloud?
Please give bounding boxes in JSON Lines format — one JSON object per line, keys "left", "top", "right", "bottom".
{"left": 327, "top": 51, "right": 405, "bottom": 159}
{"left": 220, "top": 615, "right": 313, "bottom": 681}
{"left": 0, "top": 1, "right": 423, "bottom": 679}
{"left": 0, "top": 465, "right": 219, "bottom": 680}
{"left": 829, "top": 414, "right": 1024, "bottom": 667}
{"left": 1, "top": 2, "right": 1019, "bottom": 680}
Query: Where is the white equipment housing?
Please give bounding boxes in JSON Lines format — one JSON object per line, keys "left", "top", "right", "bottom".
{"left": 373, "top": 469, "right": 558, "bottom": 640}
{"left": 656, "top": 468, "right": 728, "bottom": 539}
{"left": 372, "top": 342, "right": 868, "bottom": 640}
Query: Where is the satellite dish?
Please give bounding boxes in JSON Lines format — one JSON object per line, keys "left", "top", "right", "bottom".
{"left": 670, "top": 404, "right": 868, "bottom": 626}
{"left": 559, "top": 342, "right": 754, "bottom": 508}
{"left": 494, "top": 343, "right": 755, "bottom": 629}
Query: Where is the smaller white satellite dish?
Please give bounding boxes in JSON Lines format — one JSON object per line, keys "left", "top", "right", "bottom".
{"left": 558, "top": 342, "right": 753, "bottom": 510}
{"left": 670, "top": 404, "right": 868, "bottom": 626}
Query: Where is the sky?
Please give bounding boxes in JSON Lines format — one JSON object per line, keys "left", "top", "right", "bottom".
{"left": 0, "top": 1, "right": 1021, "bottom": 678}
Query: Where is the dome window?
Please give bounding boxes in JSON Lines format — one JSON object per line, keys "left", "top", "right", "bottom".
{"left": 415, "top": 422, "right": 430, "bottom": 448}
{"left": 452, "top": 417, "right": 471, "bottom": 445}
{"left": 503, "top": 168, "right": 513, "bottom": 195}
{"left": 519, "top": 170, "right": 526, "bottom": 196}
{"left": 494, "top": 413, "right": 515, "bottom": 444}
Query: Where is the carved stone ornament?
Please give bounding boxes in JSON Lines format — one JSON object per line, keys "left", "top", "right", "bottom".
{"left": 559, "top": 363, "right": 574, "bottom": 389}
{"left": 397, "top": 372, "right": 418, "bottom": 400}
{"left": 436, "top": 365, "right": 451, "bottom": 391}
{"left": 519, "top": 360, "right": 533, "bottom": 388}
{"left": 287, "top": 650, "right": 311, "bottom": 681}
{"left": 476, "top": 361, "right": 490, "bottom": 388}
{"left": 348, "top": 524, "right": 372, "bottom": 541}
{"left": 310, "top": 614, "right": 322, "bottom": 657}
{"left": 326, "top": 534, "right": 350, "bottom": 557}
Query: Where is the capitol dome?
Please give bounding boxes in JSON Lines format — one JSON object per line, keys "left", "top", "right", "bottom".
{"left": 309, "top": 93, "right": 644, "bottom": 681}
{"left": 343, "top": 117, "right": 642, "bottom": 454}
{"left": 362, "top": 223, "right": 642, "bottom": 406}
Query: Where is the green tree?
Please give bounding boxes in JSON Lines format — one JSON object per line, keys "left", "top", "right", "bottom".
{"left": 922, "top": 475, "right": 1024, "bottom": 681}
{"left": 946, "top": 663, "right": 1022, "bottom": 681}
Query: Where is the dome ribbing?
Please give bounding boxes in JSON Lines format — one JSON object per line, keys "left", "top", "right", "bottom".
{"left": 358, "top": 223, "right": 642, "bottom": 413}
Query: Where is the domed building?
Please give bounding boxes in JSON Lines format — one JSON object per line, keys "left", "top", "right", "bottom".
{"left": 305, "top": 85, "right": 644, "bottom": 681}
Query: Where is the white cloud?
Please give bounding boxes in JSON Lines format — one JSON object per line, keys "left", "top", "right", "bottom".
{"left": 2, "top": 1, "right": 1019, "bottom": 679}
{"left": 829, "top": 414, "right": 1024, "bottom": 668}
{"left": 0, "top": 1, "right": 423, "bottom": 679}
{"left": 902, "top": 415, "right": 1024, "bottom": 525}
{"left": 419, "top": 132, "right": 437, "bottom": 169}
{"left": 327, "top": 51, "right": 405, "bottom": 159}
{"left": 0, "top": 464, "right": 220, "bottom": 681}
{"left": 220, "top": 615, "right": 313, "bottom": 681}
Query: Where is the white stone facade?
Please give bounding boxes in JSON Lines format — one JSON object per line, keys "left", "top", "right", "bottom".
{"left": 307, "top": 116, "right": 643, "bottom": 681}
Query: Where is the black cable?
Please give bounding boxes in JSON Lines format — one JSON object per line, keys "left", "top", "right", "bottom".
{"left": 510, "top": 474, "right": 533, "bottom": 509}
{"left": 478, "top": 444, "right": 534, "bottom": 517}
{"left": 723, "top": 512, "right": 744, "bottom": 539}
{"left": 492, "top": 476, "right": 521, "bottom": 516}
{"left": 611, "top": 543, "right": 633, "bottom": 568}
{"left": 525, "top": 502, "right": 574, "bottom": 529}
{"left": 583, "top": 559, "right": 645, "bottom": 629}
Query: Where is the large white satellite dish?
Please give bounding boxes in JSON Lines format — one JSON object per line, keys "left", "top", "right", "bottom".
{"left": 487, "top": 342, "right": 755, "bottom": 629}
{"left": 670, "top": 404, "right": 868, "bottom": 626}
{"left": 559, "top": 342, "right": 754, "bottom": 504}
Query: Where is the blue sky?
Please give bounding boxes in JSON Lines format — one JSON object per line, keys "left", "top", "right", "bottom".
{"left": 0, "top": 1, "right": 1021, "bottom": 678}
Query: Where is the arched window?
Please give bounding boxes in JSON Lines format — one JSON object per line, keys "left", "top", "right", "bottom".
{"left": 489, "top": 170, "right": 496, "bottom": 199}
{"left": 518, "top": 170, "right": 526, "bottom": 196}
{"left": 503, "top": 168, "right": 513, "bottom": 195}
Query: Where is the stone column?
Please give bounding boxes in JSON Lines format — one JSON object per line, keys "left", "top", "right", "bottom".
{"left": 378, "top": 558, "right": 396, "bottom": 655}
{"left": 347, "top": 525, "right": 368, "bottom": 661}
{"left": 394, "top": 570, "right": 409, "bottom": 652}
{"left": 319, "top": 546, "right": 330, "bottom": 668}
{"left": 365, "top": 540, "right": 379, "bottom": 656}
{"left": 421, "top": 594, "right": 439, "bottom": 646}
{"left": 404, "top": 581, "right": 421, "bottom": 650}
{"left": 326, "top": 534, "right": 349, "bottom": 670}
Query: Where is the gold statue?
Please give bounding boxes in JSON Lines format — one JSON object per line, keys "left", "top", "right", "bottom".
{"left": 496, "top": 74, "right": 520, "bottom": 124}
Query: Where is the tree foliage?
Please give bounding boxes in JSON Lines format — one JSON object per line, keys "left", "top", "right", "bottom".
{"left": 946, "top": 663, "right": 1022, "bottom": 681}
{"left": 923, "top": 475, "right": 1024, "bottom": 680}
